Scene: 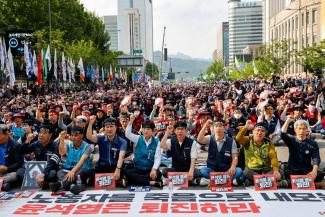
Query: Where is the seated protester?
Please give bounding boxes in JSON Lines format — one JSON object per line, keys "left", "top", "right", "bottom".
{"left": 197, "top": 119, "right": 243, "bottom": 186}
{"left": 280, "top": 104, "right": 306, "bottom": 135}
{"left": 36, "top": 109, "right": 61, "bottom": 140}
{"left": 281, "top": 117, "right": 325, "bottom": 189}
{"left": 257, "top": 103, "right": 281, "bottom": 144}
{"left": 11, "top": 113, "right": 25, "bottom": 142}
{"left": 87, "top": 116, "right": 127, "bottom": 187}
{"left": 117, "top": 113, "right": 134, "bottom": 158}
{"left": 18, "top": 125, "right": 59, "bottom": 189}
{"left": 156, "top": 116, "right": 176, "bottom": 141}
{"left": 235, "top": 121, "right": 283, "bottom": 187}
{"left": 131, "top": 106, "right": 144, "bottom": 134}
{"left": 189, "top": 110, "right": 212, "bottom": 138}
{"left": 0, "top": 124, "right": 23, "bottom": 191}
{"left": 19, "top": 119, "right": 38, "bottom": 145}
{"left": 305, "top": 101, "right": 322, "bottom": 133}
{"left": 125, "top": 116, "right": 163, "bottom": 187}
{"left": 50, "top": 126, "right": 92, "bottom": 195}
{"left": 160, "top": 121, "right": 200, "bottom": 185}
{"left": 93, "top": 108, "right": 107, "bottom": 132}
{"left": 224, "top": 107, "right": 246, "bottom": 138}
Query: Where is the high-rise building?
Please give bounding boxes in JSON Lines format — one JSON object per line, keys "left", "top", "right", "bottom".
{"left": 102, "top": 16, "right": 118, "bottom": 51}
{"left": 216, "top": 22, "right": 229, "bottom": 66}
{"left": 228, "top": 0, "right": 263, "bottom": 64}
{"left": 265, "top": 0, "right": 323, "bottom": 75}
{"left": 118, "top": 0, "right": 153, "bottom": 62}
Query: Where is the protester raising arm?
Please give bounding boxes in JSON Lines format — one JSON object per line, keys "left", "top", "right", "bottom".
{"left": 197, "top": 119, "right": 213, "bottom": 145}
{"left": 86, "top": 115, "right": 98, "bottom": 144}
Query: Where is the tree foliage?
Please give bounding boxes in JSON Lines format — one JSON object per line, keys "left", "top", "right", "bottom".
{"left": 297, "top": 40, "right": 325, "bottom": 75}
{"left": 145, "top": 62, "right": 159, "bottom": 80}
{"left": 204, "top": 60, "right": 226, "bottom": 81}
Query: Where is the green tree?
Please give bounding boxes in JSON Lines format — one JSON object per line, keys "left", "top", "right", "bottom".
{"left": 205, "top": 60, "right": 225, "bottom": 81}
{"left": 297, "top": 40, "right": 325, "bottom": 75}
{"left": 257, "top": 40, "right": 297, "bottom": 75}
{"left": 145, "top": 62, "right": 159, "bottom": 80}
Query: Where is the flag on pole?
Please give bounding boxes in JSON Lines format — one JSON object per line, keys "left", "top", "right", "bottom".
{"left": 109, "top": 64, "right": 114, "bottom": 81}
{"left": 32, "top": 51, "right": 38, "bottom": 77}
{"left": 6, "top": 47, "right": 15, "bottom": 87}
{"left": 253, "top": 60, "right": 258, "bottom": 75}
{"left": 118, "top": 67, "right": 123, "bottom": 83}
{"left": 71, "top": 59, "right": 75, "bottom": 82}
{"left": 77, "top": 57, "right": 85, "bottom": 81}
{"left": 45, "top": 45, "right": 52, "bottom": 71}
{"left": 24, "top": 43, "right": 30, "bottom": 77}
{"left": 62, "top": 52, "right": 66, "bottom": 82}
{"left": 53, "top": 49, "right": 57, "bottom": 80}
{"left": 42, "top": 48, "right": 48, "bottom": 82}
{"left": 67, "top": 57, "right": 71, "bottom": 83}
{"left": 37, "top": 50, "right": 43, "bottom": 86}
{"left": 234, "top": 56, "right": 240, "bottom": 69}
{"left": 101, "top": 66, "right": 105, "bottom": 82}
{"left": 0, "top": 37, "right": 4, "bottom": 71}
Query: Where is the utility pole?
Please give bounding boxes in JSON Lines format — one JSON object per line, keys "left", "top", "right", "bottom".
{"left": 159, "top": 26, "right": 166, "bottom": 83}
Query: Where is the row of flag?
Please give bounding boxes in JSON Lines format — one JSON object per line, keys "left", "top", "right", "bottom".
{"left": 0, "top": 37, "right": 15, "bottom": 87}
{"left": 0, "top": 36, "right": 132, "bottom": 86}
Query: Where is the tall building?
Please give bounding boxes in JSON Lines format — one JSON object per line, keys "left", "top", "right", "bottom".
{"left": 265, "top": 0, "right": 323, "bottom": 75}
{"left": 228, "top": 0, "right": 263, "bottom": 64}
{"left": 216, "top": 22, "right": 229, "bottom": 66}
{"left": 118, "top": 0, "right": 153, "bottom": 62}
{"left": 102, "top": 16, "right": 118, "bottom": 51}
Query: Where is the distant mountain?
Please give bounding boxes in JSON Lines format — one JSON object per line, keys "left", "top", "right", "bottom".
{"left": 153, "top": 51, "right": 212, "bottom": 82}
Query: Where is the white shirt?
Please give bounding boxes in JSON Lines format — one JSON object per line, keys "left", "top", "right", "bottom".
{"left": 125, "top": 125, "right": 162, "bottom": 170}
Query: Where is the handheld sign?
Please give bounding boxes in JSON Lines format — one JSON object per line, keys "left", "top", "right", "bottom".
{"left": 290, "top": 175, "right": 315, "bottom": 190}
{"left": 254, "top": 174, "right": 277, "bottom": 191}
{"left": 155, "top": 98, "right": 164, "bottom": 107}
{"left": 121, "top": 95, "right": 131, "bottom": 106}
{"left": 167, "top": 172, "right": 189, "bottom": 188}
{"left": 210, "top": 172, "right": 233, "bottom": 192}
{"left": 94, "top": 173, "right": 115, "bottom": 189}
{"left": 21, "top": 161, "right": 46, "bottom": 190}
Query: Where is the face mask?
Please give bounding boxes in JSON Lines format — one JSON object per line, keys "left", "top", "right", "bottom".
{"left": 309, "top": 106, "right": 315, "bottom": 112}
{"left": 234, "top": 114, "right": 242, "bottom": 119}
{"left": 132, "top": 101, "right": 137, "bottom": 106}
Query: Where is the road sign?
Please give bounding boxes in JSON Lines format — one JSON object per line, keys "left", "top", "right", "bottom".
{"left": 133, "top": 49, "right": 142, "bottom": 55}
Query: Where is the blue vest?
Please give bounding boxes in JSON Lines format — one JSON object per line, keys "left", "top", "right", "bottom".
{"left": 207, "top": 136, "right": 233, "bottom": 172}
{"left": 98, "top": 135, "right": 123, "bottom": 167}
{"left": 167, "top": 137, "right": 193, "bottom": 171}
{"left": 12, "top": 126, "right": 25, "bottom": 142}
{"left": 64, "top": 141, "right": 91, "bottom": 170}
{"left": 134, "top": 136, "right": 158, "bottom": 170}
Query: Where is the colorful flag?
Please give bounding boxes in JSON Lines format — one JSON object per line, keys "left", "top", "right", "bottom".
{"left": 77, "top": 57, "right": 85, "bottom": 81}
{"left": 71, "top": 59, "right": 75, "bottom": 82}
{"left": 109, "top": 64, "right": 114, "bottom": 81}
{"left": 37, "top": 50, "right": 43, "bottom": 86}
{"left": 118, "top": 67, "right": 123, "bottom": 82}
{"left": 32, "top": 51, "right": 38, "bottom": 77}
{"left": 253, "top": 60, "right": 258, "bottom": 75}
{"left": 42, "top": 48, "right": 48, "bottom": 82}
{"left": 101, "top": 66, "right": 105, "bottom": 82}
{"left": 45, "top": 45, "right": 51, "bottom": 71}
{"left": 53, "top": 49, "right": 57, "bottom": 80}
{"left": 6, "top": 47, "right": 15, "bottom": 87}
{"left": 62, "top": 52, "right": 66, "bottom": 81}
{"left": 24, "top": 43, "right": 30, "bottom": 78}
{"left": 0, "top": 37, "right": 4, "bottom": 71}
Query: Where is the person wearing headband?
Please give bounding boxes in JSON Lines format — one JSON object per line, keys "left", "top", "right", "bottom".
{"left": 87, "top": 116, "right": 128, "bottom": 187}
{"left": 236, "top": 121, "right": 284, "bottom": 187}
{"left": 160, "top": 121, "right": 200, "bottom": 185}
{"left": 197, "top": 119, "right": 243, "bottom": 186}
{"left": 50, "top": 126, "right": 92, "bottom": 195}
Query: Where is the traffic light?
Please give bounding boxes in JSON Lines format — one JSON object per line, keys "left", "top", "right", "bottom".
{"left": 164, "top": 48, "right": 168, "bottom": 61}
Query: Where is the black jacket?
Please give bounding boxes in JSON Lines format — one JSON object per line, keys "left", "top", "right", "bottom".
{"left": 2, "top": 138, "right": 23, "bottom": 173}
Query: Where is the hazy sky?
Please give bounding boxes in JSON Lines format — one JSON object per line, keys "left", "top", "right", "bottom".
{"left": 80, "top": 0, "right": 229, "bottom": 59}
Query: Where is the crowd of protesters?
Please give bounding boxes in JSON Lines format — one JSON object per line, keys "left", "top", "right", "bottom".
{"left": 0, "top": 75, "right": 324, "bottom": 194}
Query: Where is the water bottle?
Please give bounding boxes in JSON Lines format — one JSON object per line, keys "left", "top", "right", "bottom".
{"left": 76, "top": 175, "right": 82, "bottom": 186}
{"left": 168, "top": 181, "right": 174, "bottom": 199}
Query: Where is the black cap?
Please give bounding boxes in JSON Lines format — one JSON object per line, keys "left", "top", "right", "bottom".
{"left": 23, "top": 119, "right": 33, "bottom": 126}
{"left": 254, "top": 123, "right": 267, "bottom": 131}
{"left": 142, "top": 120, "right": 155, "bottom": 130}
{"left": 293, "top": 105, "right": 304, "bottom": 111}
{"left": 103, "top": 117, "right": 118, "bottom": 126}
{"left": 71, "top": 126, "right": 84, "bottom": 134}
{"left": 174, "top": 121, "right": 187, "bottom": 129}
{"left": 39, "top": 125, "right": 53, "bottom": 133}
